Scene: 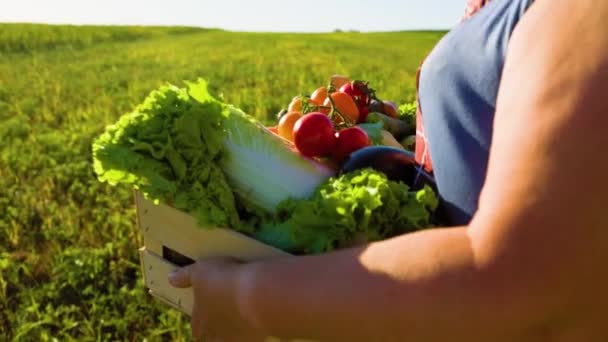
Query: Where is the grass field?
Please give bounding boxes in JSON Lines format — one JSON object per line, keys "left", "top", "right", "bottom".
{"left": 0, "top": 23, "right": 445, "bottom": 341}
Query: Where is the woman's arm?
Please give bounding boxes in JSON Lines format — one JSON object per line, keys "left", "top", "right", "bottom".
{"left": 238, "top": 227, "right": 480, "bottom": 341}
{"left": 235, "top": 0, "right": 608, "bottom": 340}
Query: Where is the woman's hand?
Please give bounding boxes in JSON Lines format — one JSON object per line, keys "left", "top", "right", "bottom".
{"left": 168, "top": 257, "right": 264, "bottom": 341}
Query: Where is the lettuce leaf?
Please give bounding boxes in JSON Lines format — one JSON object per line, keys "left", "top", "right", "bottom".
{"left": 93, "top": 81, "right": 243, "bottom": 231}
{"left": 399, "top": 101, "right": 417, "bottom": 128}
{"left": 255, "top": 168, "right": 438, "bottom": 254}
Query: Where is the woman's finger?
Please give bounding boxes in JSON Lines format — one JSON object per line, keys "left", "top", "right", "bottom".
{"left": 167, "top": 264, "right": 194, "bottom": 288}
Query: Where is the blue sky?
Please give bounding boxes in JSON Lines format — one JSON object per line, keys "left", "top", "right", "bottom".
{"left": 1, "top": 0, "right": 465, "bottom": 32}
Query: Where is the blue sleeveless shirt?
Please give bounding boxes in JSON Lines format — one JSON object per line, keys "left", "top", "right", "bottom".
{"left": 417, "top": 0, "right": 535, "bottom": 225}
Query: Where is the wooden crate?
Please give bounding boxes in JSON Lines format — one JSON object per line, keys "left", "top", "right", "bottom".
{"left": 134, "top": 191, "right": 291, "bottom": 316}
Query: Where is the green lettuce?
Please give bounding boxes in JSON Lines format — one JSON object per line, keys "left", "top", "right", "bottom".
{"left": 399, "top": 101, "right": 417, "bottom": 128}
{"left": 92, "top": 81, "right": 245, "bottom": 231}
{"left": 255, "top": 168, "right": 438, "bottom": 254}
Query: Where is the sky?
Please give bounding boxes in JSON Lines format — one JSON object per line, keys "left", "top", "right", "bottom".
{"left": 0, "top": 0, "right": 465, "bottom": 32}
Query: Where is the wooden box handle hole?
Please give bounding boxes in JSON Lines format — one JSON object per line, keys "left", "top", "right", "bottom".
{"left": 162, "top": 246, "right": 195, "bottom": 267}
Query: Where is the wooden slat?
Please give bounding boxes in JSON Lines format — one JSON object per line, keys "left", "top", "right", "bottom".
{"left": 135, "top": 191, "right": 290, "bottom": 262}
{"left": 139, "top": 247, "right": 194, "bottom": 314}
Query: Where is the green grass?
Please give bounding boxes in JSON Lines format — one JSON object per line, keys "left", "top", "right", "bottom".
{"left": 0, "top": 23, "right": 445, "bottom": 341}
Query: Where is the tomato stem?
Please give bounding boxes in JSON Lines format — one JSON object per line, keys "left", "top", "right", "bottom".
{"left": 299, "top": 94, "right": 315, "bottom": 114}
{"left": 327, "top": 82, "right": 336, "bottom": 93}
{"left": 353, "top": 79, "right": 377, "bottom": 106}
{"left": 326, "top": 94, "right": 353, "bottom": 129}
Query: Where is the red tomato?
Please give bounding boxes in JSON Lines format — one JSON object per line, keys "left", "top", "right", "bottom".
{"left": 339, "top": 81, "right": 369, "bottom": 107}
{"left": 332, "top": 126, "right": 371, "bottom": 163}
{"left": 293, "top": 113, "right": 336, "bottom": 157}
{"left": 358, "top": 106, "right": 369, "bottom": 123}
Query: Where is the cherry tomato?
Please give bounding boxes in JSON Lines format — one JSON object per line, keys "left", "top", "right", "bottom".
{"left": 332, "top": 126, "right": 371, "bottom": 163}
{"left": 323, "top": 92, "right": 360, "bottom": 124}
{"left": 288, "top": 96, "right": 303, "bottom": 112}
{"left": 330, "top": 74, "right": 350, "bottom": 90}
{"left": 278, "top": 111, "right": 303, "bottom": 141}
{"left": 382, "top": 100, "right": 400, "bottom": 119}
{"left": 358, "top": 106, "right": 369, "bottom": 123}
{"left": 310, "top": 86, "right": 328, "bottom": 106}
{"left": 339, "top": 81, "right": 369, "bottom": 107}
{"left": 293, "top": 112, "right": 336, "bottom": 158}
{"left": 339, "top": 82, "right": 363, "bottom": 104}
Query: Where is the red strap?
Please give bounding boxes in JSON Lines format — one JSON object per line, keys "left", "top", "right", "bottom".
{"left": 463, "top": 0, "right": 489, "bottom": 20}
{"left": 414, "top": 65, "right": 433, "bottom": 173}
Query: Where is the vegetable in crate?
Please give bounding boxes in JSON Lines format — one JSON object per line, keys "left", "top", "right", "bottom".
{"left": 92, "top": 78, "right": 438, "bottom": 254}
{"left": 92, "top": 79, "right": 334, "bottom": 233}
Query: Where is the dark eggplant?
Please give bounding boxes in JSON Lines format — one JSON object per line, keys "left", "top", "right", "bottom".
{"left": 340, "top": 146, "right": 436, "bottom": 191}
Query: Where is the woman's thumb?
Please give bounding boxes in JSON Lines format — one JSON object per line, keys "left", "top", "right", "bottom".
{"left": 168, "top": 265, "right": 194, "bottom": 288}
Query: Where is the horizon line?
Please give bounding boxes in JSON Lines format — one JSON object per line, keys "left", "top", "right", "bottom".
{"left": 0, "top": 20, "right": 452, "bottom": 33}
